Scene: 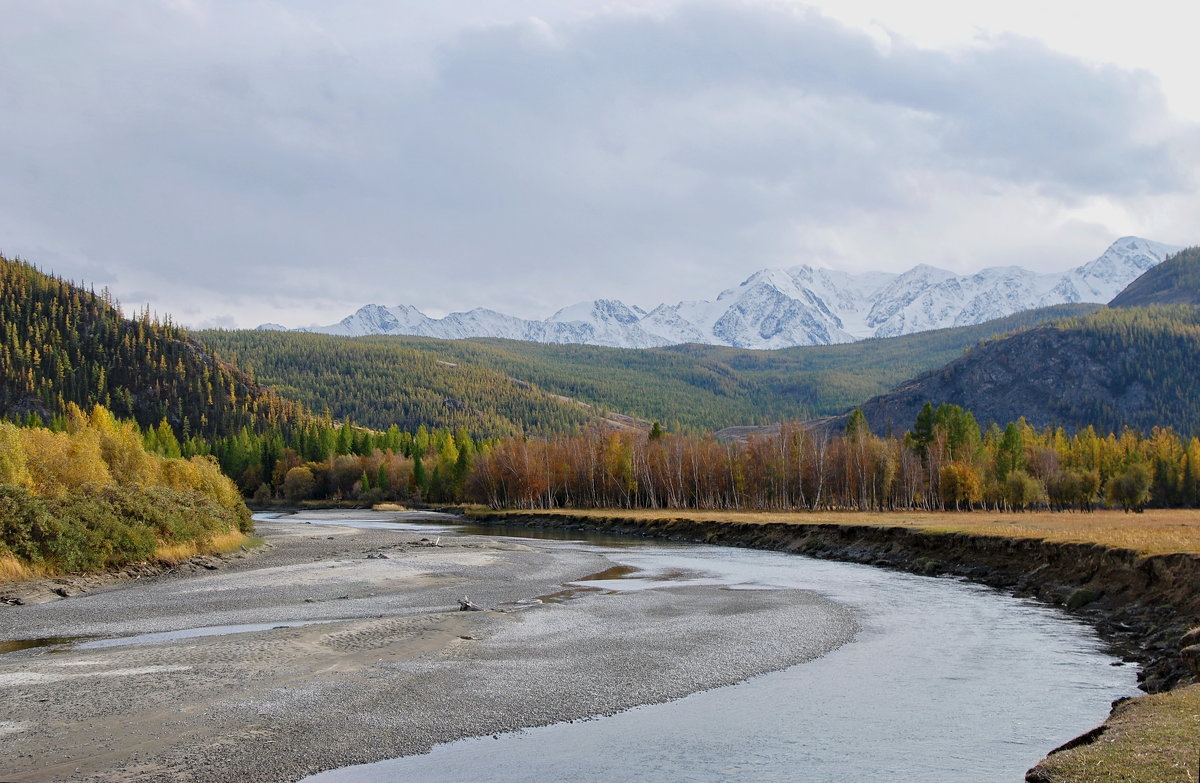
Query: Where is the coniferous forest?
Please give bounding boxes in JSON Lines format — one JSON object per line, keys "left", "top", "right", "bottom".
{"left": 0, "top": 256, "right": 305, "bottom": 441}
{"left": 197, "top": 302, "right": 1098, "bottom": 434}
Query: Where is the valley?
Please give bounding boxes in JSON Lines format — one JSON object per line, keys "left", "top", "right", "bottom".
{"left": 5, "top": 5, "right": 1200, "bottom": 780}
{"left": 3, "top": 245, "right": 1200, "bottom": 783}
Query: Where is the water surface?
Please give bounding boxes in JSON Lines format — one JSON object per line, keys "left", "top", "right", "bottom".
{"left": 301, "top": 527, "right": 1135, "bottom": 783}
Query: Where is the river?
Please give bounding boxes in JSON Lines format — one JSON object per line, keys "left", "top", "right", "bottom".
{"left": 293, "top": 514, "right": 1137, "bottom": 783}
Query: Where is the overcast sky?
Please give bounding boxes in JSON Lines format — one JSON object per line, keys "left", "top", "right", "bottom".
{"left": 2, "top": 1, "right": 1197, "bottom": 328}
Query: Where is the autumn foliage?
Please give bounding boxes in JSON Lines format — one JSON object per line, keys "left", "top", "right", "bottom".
{"left": 0, "top": 404, "right": 250, "bottom": 575}
{"left": 465, "top": 407, "right": 1200, "bottom": 513}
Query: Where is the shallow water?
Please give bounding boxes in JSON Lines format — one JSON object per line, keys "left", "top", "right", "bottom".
{"left": 0, "top": 637, "right": 87, "bottom": 654}
{"left": 300, "top": 523, "right": 1137, "bottom": 783}
{"left": 75, "top": 619, "right": 342, "bottom": 649}
{"left": 0, "top": 621, "right": 346, "bottom": 654}
{"left": 253, "top": 510, "right": 464, "bottom": 534}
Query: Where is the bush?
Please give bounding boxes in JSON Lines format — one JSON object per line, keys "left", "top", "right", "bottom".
{"left": 0, "top": 483, "right": 250, "bottom": 573}
{"left": 0, "top": 484, "right": 71, "bottom": 565}
{"left": 0, "top": 405, "right": 253, "bottom": 574}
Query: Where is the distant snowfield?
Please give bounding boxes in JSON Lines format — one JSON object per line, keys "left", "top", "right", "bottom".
{"left": 261, "top": 237, "right": 1181, "bottom": 349}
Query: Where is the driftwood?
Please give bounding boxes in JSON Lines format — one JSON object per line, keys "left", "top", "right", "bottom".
{"left": 458, "top": 597, "right": 482, "bottom": 612}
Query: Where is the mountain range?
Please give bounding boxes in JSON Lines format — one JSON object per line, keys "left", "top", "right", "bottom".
{"left": 263, "top": 236, "right": 1181, "bottom": 349}
{"left": 827, "top": 246, "right": 1200, "bottom": 436}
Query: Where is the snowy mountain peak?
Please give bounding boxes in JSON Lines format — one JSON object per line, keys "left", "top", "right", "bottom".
{"left": 549, "top": 299, "right": 647, "bottom": 325}
{"left": 294, "top": 236, "right": 1184, "bottom": 349}
{"left": 895, "top": 263, "right": 955, "bottom": 282}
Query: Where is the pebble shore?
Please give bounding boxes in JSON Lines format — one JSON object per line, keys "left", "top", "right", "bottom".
{"left": 0, "top": 511, "right": 855, "bottom": 782}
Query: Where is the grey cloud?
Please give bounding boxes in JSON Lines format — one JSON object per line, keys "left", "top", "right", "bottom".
{"left": 429, "top": 4, "right": 1186, "bottom": 194}
{"left": 0, "top": 1, "right": 1193, "bottom": 326}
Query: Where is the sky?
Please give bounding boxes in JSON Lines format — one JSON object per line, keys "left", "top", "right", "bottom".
{"left": 1, "top": 0, "right": 1197, "bottom": 329}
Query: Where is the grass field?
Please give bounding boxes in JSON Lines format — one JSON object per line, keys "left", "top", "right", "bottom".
{"left": 152, "top": 530, "right": 261, "bottom": 563}
{"left": 1032, "top": 684, "right": 1200, "bottom": 782}
{"left": 474, "top": 508, "right": 1200, "bottom": 557}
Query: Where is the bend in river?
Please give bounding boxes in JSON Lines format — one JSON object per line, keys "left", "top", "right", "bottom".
{"left": 0, "top": 510, "right": 1136, "bottom": 782}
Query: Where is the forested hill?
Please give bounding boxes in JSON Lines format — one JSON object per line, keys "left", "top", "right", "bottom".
{"left": 1109, "top": 246, "right": 1200, "bottom": 308}
{"left": 0, "top": 255, "right": 306, "bottom": 439}
{"left": 834, "top": 305, "right": 1200, "bottom": 437}
{"left": 199, "top": 303, "right": 1096, "bottom": 434}
{"left": 194, "top": 330, "right": 595, "bottom": 438}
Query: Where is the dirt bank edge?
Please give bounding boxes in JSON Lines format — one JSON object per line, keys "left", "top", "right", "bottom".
{"left": 466, "top": 511, "right": 1200, "bottom": 780}
{"left": 0, "top": 539, "right": 271, "bottom": 607}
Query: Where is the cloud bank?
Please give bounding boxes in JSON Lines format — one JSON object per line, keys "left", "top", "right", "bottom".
{"left": 0, "top": 1, "right": 1195, "bottom": 327}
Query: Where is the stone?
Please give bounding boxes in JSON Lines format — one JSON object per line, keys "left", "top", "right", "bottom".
{"left": 1181, "top": 644, "right": 1200, "bottom": 677}
{"left": 1065, "top": 587, "right": 1102, "bottom": 611}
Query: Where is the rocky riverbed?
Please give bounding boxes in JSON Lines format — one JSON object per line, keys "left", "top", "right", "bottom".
{"left": 0, "top": 511, "right": 855, "bottom": 782}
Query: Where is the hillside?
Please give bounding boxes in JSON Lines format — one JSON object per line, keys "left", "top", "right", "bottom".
{"left": 200, "top": 303, "right": 1096, "bottom": 434}
{"left": 834, "top": 305, "right": 1200, "bottom": 436}
{"left": 0, "top": 255, "right": 306, "bottom": 439}
{"left": 194, "top": 330, "right": 596, "bottom": 438}
{"left": 1110, "top": 247, "right": 1200, "bottom": 308}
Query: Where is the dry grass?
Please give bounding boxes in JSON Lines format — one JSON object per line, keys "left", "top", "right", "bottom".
{"left": 372, "top": 502, "right": 410, "bottom": 511}
{"left": 0, "top": 554, "right": 43, "bottom": 581}
{"left": 482, "top": 508, "right": 1200, "bottom": 557}
{"left": 152, "top": 530, "right": 253, "bottom": 563}
{"left": 1033, "top": 684, "right": 1200, "bottom": 782}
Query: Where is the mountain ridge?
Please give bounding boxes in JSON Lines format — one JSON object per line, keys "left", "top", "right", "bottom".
{"left": 0, "top": 255, "right": 307, "bottom": 439}
{"left": 1109, "top": 247, "right": 1200, "bottom": 309}
{"left": 270, "top": 236, "right": 1180, "bottom": 349}
{"left": 206, "top": 302, "right": 1099, "bottom": 435}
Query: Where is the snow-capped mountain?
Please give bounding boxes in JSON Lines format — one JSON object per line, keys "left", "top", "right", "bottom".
{"left": 280, "top": 237, "right": 1182, "bottom": 349}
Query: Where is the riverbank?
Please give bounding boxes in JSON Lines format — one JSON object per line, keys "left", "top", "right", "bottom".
{"left": 0, "top": 532, "right": 264, "bottom": 607}
{"left": 0, "top": 511, "right": 855, "bottom": 782}
{"left": 465, "top": 508, "right": 1200, "bottom": 781}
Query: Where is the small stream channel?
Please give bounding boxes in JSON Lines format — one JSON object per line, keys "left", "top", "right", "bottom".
{"left": 286, "top": 513, "right": 1137, "bottom": 783}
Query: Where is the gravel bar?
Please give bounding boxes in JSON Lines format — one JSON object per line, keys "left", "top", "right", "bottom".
{"left": 0, "top": 511, "right": 856, "bottom": 782}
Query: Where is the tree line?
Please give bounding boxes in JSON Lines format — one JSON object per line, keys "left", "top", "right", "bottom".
{"left": 9, "top": 395, "right": 1196, "bottom": 515}
{"left": 465, "top": 404, "right": 1200, "bottom": 513}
